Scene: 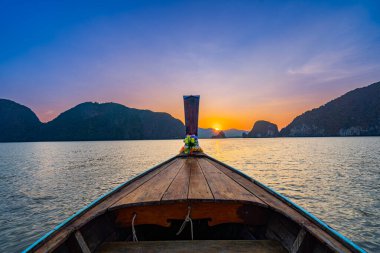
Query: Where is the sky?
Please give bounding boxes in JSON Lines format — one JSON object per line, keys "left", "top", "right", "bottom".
{"left": 1, "top": 0, "right": 380, "bottom": 130}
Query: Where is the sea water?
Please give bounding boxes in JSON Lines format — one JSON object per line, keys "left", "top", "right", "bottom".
{"left": 0, "top": 138, "right": 379, "bottom": 252}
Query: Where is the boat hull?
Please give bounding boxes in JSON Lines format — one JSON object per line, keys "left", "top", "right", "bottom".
{"left": 23, "top": 154, "right": 364, "bottom": 253}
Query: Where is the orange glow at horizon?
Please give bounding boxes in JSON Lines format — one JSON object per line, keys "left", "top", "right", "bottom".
{"left": 170, "top": 109, "right": 303, "bottom": 131}
{"left": 3, "top": 0, "right": 378, "bottom": 136}
{"left": 36, "top": 103, "right": 310, "bottom": 130}
{"left": 33, "top": 92, "right": 339, "bottom": 131}
{"left": 165, "top": 97, "right": 327, "bottom": 131}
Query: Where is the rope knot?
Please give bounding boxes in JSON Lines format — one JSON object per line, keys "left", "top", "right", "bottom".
{"left": 132, "top": 213, "right": 138, "bottom": 242}
{"left": 176, "top": 206, "right": 193, "bottom": 240}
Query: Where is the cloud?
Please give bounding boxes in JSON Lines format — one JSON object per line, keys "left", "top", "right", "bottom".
{"left": 1, "top": 1, "right": 380, "bottom": 129}
{"left": 287, "top": 49, "right": 351, "bottom": 74}
{"left": 286, "top": 45, "right": 380, "bottom": 85}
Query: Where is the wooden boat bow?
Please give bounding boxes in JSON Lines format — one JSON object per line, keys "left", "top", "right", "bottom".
{"left": 23, "top": 96, "right": 365, "bottom": 253}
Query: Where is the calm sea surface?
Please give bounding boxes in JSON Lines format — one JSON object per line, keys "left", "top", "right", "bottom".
{"left": 0, "top": 138, "right": 379, "bottom": 252}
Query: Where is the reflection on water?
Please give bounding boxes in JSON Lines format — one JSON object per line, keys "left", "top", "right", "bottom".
{"left": 0, "top": 138, "right": 379, "bottom": 252}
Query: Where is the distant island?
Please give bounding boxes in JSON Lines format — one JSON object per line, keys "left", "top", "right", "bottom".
{"left": 244, "top": 120, "right": 279, "bottom": 138}
{"left": 1, "top": 81, "right": 379, "bottom": 142}
{"left": 198, "top": 128, "right": 247, "bottom": 138}
{"left": 280, "top": 81, "right": 380, "bottom": 137}
{"left": 244, "top": 81, "right": 380, "bottom": 138}
{"left": 211, "top": 130, "right": 226, "bottom": 139}
{"left": 0, "top": 101, "right": 184, "bottom": 142}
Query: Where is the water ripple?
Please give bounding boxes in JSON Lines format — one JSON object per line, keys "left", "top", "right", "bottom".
{"left": 0, "top": 138, "right": 379, "bottom": 252}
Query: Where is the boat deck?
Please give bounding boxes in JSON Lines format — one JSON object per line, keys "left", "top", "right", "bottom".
{"left": 25, "top": 92, "right": 363, "bottom": 253}
{"left": 110, "top": 156, "right": 266, "bottom": 208}
{"left": 97, "top": 240, "right": 287, "bottom": 253}
{"left": 106, "top": 154, "right": 351, "bottom": 253}
{"left": 31, "top": 154, "right": 353, "bottom": 253}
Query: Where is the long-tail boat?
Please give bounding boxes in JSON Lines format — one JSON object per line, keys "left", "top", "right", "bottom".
{"left": 24, "top": 96, "right": 365, "bottom": 253}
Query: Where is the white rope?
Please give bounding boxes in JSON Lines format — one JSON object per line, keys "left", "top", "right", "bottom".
{"left": 291, "top": 228, "right": 306, "bottom": 253}
{"left": 176, "top": 206, "right": 193, "bottom": 240}
{"left": 132, "top": 213, "right": 138, "bottom": 242}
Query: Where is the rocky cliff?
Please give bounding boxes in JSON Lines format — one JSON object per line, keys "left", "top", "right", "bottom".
{"left": 211, "top": 130, "right": 226, "bottom": 138}
{"left": 247, "top": 120, "right": 279, "bottom": 137}
{"left": 0, "top": 99, "right": 41, "bottom": 142}
{"left": 281, "top": 81, "right": 380, "bottom": 136}
{"left": 0, "top": 100, "right": 185, "bottom": 142}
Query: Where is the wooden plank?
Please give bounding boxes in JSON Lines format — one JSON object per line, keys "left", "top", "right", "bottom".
{"left": 97, "top": 240, "right": 287, "bottom": 253}
{"left": 74, "top": 231, "right": 91, "bottom": 253}
{"left": 197, "top": 158, "right": 266, "bottom": 205}
{"left": 114, "top": 202, "right": 268, "bottom": 227}
{"left": 207, "top": 158, "right": 352, "bottom": 253}
{"left": 80, "top": 214, "right": 115, "bottom": 252}
{"left": 161, "top": 158, "right": 192, "bottom": 201}
{"left": 208, "top": 158, "right": 308, "bottom": 223}
{"left": 184, "top": 95, "right": 200, "bottom": 136}
{"left": 188, "top": 157, "right": 213, "bottom": 200}
{"left": 266, "top": 213, "right": 298, "bottom": 251}
{"left": 33, "top": 157, "right": 177, "bottom": 253}
{"left": 112, "top": 159, "right": 185, "bottom": 207}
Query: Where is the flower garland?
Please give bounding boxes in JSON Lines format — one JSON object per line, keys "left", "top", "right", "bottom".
{"left": 180, "top": 135, "right": 203, "bottom": 154}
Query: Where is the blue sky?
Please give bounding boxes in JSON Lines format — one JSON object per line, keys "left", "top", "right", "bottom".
{"left": 1, "top": 0, "right": 379, "bottom": 129}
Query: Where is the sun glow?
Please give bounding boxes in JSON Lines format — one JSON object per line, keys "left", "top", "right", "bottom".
{"left": 213, "top": 124, "right": 222, "bottom": 131}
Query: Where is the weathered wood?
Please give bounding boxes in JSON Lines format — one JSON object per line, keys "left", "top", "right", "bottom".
{"left": 266, "top": 213, "right": 299, "bottom": 251}
{"left": 97, "top": 240, "right": 287, "bottom": 253}
{"left": 114, "top": 202, "right": 268, "bottom": 227}
{"left": 162, "top": 158, "right": 192, "bottom": 201}
{"left": 33, "top": 158, "right": 177, "bottom": 253}
{"left": 198, "top": 158, "right": 266, "bottom": 205}
{"left": 80, "top": 214, "right": 115, "bottom": 252}
{"left": 29, "top": 155, "right": 359, "bottom": 253}
{"left": 207, "top": 157, "right": 351, "bottom": 253}
{"left": 188, "top": 157, "right": 213, "bottom": 200}
{"left": 74, "top": 231, "right": 91, "bottom": 253}
{"left": 112, "top": 159, "right": 185, "bottom": 207}
{"left": 183, "top": 95, "right": 200, "bottom": 136}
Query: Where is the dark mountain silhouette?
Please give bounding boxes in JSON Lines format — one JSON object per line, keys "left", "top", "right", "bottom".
{"left": 224, "top": 128, "right": 248, "bottom": 138}
{"left": 198, "top": 128, "right": 218, "bottom": 138}
{"left": 3, "top": 81, "right": 380, "bottom": 142}
{"left": 246, "top": 120, "right": 279, "bottom": 138}
{"left": 281, "top": 81, "right": 380, "bottom": 136}
{"left": 0, "top": 100, "right": 184, "bottom": 142}
{"left": 198, "top": 128, "right": 247, "bottom": 138}
{"left": 0, "top": 99, "right": 41, "bottom": 142}
{"left": 211, "top": 130, "right": 226, "bottom": 138}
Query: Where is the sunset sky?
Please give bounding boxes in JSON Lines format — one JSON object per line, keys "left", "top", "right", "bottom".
{"left": 1, "top": 0, "right": 380, "bottom": 130}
